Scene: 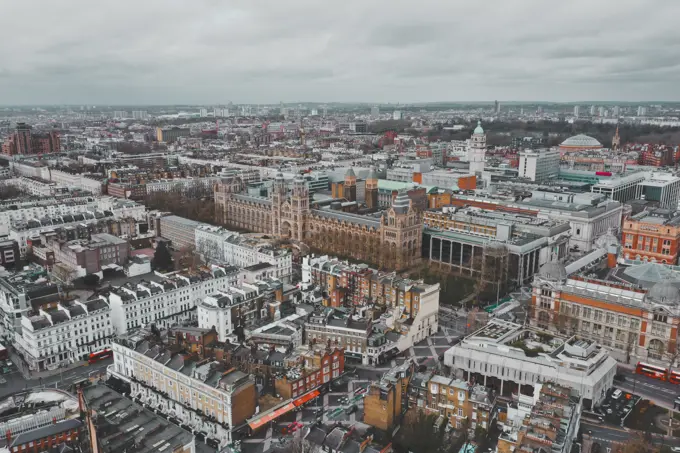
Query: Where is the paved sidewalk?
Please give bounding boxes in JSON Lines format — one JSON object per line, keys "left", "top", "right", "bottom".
{"left": 8, "top": 346, "right": 91, "bottom": 380}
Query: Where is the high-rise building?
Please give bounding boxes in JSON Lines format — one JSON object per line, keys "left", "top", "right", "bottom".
{"left": 598, "top": 106, "right": 605, "bottom": 117}
{"left": 518, "top": 149, "right": 560, "bottom": 183}
{"left": 131, "top": 110, "right": 148, "bottom": 120}
{"left": 393, "top": 110, "right": 402, "bottom": 120}
{"left": 589, "top": 105, "right": 596, "bottom": 116}
{"left": 613, "top": 105, "right": 620, "bottom": 117}
{"left": 1, "top": 123, "right": 60, "bottom": 156}
{"left": 494, "top": 100, "right": 500, "bottom": 114}
{"left": 637, "top": 106, "right": 647, "bottom": 116}
{"left": 371, "top": 105, "right": 379, "bottom": 118}
{"left": 113, "top": 111, "right": 127, "bottom": 119}
{"left": 199, "top": 108, "right": 208, "bottom": 117}
{"left": 156, "top": 126, "right": 191, "bottom": 143}
{"left": 14, "top": 123, "right": 31, "bottom": 155}
{"left": 573, "top": 105, "right": 580, "bottom": 117}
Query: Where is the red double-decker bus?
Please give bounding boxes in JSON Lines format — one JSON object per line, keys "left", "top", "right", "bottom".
{"left": 88, "top": 349, "right": 113, "bottom": 364}
{"left": 636, "top": 361, "right": 671, "bottom": 381}
{"left": 670, "top": 370, "right": 680, "bottom": 384}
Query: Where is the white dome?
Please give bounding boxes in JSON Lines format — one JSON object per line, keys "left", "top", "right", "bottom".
{"left": 560, "top": 134, "right": 602, "bottom": 149}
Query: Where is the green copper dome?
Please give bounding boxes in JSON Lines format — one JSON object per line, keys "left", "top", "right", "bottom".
{"left": 473, "top": 121, "right": 484, "bottom": 135}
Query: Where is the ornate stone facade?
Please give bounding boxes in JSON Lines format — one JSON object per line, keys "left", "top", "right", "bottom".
{"left": 215, "top": 172, "right": 421, "bottom": 270}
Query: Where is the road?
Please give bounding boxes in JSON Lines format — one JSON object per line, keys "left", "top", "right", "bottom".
{"left": 583, "top": 422, "right": 680, "bottom": 448}
{"left": 438, "top": 306, "right": 469, "bottom": 338}
{"left": 0, "top": 358, "right": 112, "bottom": 399}
{"left": 616, "top": 367, "right": 678, "bottom": 409}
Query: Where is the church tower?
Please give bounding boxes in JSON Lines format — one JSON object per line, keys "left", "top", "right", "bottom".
{"left": 365, "top": 167, "right": 379, "bottom": 209}
{"left": 612, "top": 125, "right": 621, "bottom": 150}
{"left": 468, "top": 121, "right": 486, "bottom": 176}
{"left": 291, "top": 173, "right": 309, "bottom": 240}
{"left": 344, "top": 168, "right": 357, "bottom": 202}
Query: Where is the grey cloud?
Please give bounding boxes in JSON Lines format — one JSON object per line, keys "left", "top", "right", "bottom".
{"left": 0, "top": 0, "right": 678, "bottom": 104}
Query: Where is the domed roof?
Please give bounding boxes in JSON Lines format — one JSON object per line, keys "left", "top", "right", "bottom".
{"left": 594, "top": 228, "right": 620, "bottom": 249}
{"left": 391, "top": 190, "right": 411, "bottom": 214}
{"left": 538, "top": 261, "right": 567, "bottom": 282}
{"left": 647, "top": 277, "right": 680, "bottom": 306}
{"left": 473, "top": 121, "right": 484, "bottom": 135}
{"left": 559, "top": 134, "right": 602, "bottom": 149}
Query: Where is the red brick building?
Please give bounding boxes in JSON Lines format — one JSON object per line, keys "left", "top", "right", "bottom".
{"left": 275, "top": 347, "right": 344, "bottom": 400}
{"left": 1, "top": 123, "right": 60, "bottom": 156}
{"left": 622, "top": 209, "right": 680, "bottom": 264}
{"left": 6, "top": 419, "right": 81, "bottom": 453}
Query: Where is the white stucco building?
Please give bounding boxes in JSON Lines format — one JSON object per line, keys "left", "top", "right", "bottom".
{"left": 15, "top": 297, "right": 112, "bottom": 371}
{"left": 106, "top": 266, "right": 239, "bottom": 335}
{"left": 444, "top": 319, "right": 617, "bottom": 408}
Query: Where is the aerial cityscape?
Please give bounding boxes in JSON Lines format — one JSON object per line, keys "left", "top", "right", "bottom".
{"left": 2, "top": 2, "right": 680, "bottom": 453}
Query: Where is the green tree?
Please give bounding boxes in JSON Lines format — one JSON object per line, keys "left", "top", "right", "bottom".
{"left": 394, "top": 410, "right": 445, "bottom": 453}
{"left": 152, "top": 242, "right": 173, "bottom": 271}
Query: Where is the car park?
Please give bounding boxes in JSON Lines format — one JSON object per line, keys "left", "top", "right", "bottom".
{"left": 612, "top": 389, "right": 623, "bottom": 400}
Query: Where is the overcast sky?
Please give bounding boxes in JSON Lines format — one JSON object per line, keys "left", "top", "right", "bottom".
{"left": 1, "top": 0, "right": 679, "bottom": 105}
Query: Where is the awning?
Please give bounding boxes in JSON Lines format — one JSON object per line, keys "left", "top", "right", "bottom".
{"left": 293, "top": 390, "right": 320, "bottom": 407}
{"left": 248, "top": 402, "right": 296, "bottom": 430}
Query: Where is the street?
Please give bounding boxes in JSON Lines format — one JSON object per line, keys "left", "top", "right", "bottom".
{"left": 616, "top": 367, "right": 679, "bottom": 410}
{"left": 0, "top": 358, "right": 112, "bottom": 398}
{"left": 583, "top": 421, "right": 680, "bottom": 449}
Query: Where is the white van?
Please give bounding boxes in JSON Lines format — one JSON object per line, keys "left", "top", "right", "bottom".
{"left": 611, "top": 389, "right": 623, "bottom": 400}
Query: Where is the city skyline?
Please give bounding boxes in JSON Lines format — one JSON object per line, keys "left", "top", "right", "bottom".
{"left": 1, "top": 0, "right": 679, "bottom": 105}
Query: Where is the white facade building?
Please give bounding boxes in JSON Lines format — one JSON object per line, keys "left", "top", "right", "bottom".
{"left": 110, "top": 331, "right": 256, "bottom": 447}
{"left": 15, "top": 297, "right": 112, "bottom": 371}
{"left": 197, "top": 283, "right": 268, "bottom": 342}
{"left": 444, "top": 319, "right": 617, "bottom": 408}
{"left": 48, "top": 169, "right": 104, "bottom": 195}
{"left": 591, "top": 172, "right": 648, "bottom": 203}
{"left": 107, "top": 266, "right": 239, "bottom": 335}
{"left": 146, "top": 177, "right": 221, "bottom": 195}
{"left": 518, "top": 149, "right": 560, "bottom": 183}
{"left": 2, "top": 177, "right": 68, "bottom": 196}
{"left": 636, "top": 172, "right": 680, "bottom": 211}
{"left": 195, "top": 225, "right": 293, "bottom": 282}
{"left": 523, "top": 191, "right": 623, "bottom": 252}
